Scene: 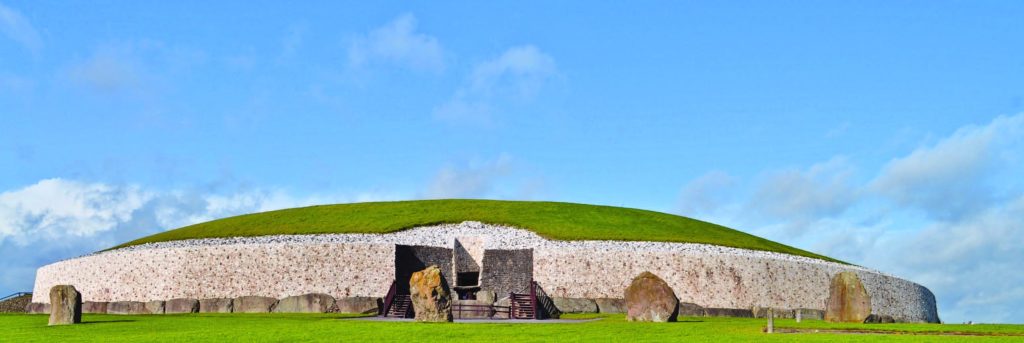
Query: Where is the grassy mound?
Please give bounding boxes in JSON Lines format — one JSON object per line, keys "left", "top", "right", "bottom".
{"left": 114, "top": 199, "right": 839, "bottom": 262}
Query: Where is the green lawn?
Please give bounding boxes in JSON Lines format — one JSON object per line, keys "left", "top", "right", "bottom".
{"left": 4, "top": 313, "right": 1022, "bottom": 342}
{"left": 114, "top": 199, "right": 840, "bottom": 263}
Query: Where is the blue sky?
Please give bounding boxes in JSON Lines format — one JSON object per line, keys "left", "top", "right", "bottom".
{"left": 2, "top": 1, "right": 1023, "bottom": 323}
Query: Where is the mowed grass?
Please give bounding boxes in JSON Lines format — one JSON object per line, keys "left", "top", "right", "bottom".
{"left": 114, "top": 199, "right": 839, "bottom": 262}
{"left": 4, "top": 313, "right": 1023, "bottom": 342}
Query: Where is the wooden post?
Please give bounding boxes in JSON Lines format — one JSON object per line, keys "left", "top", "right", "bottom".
{"left": 766, "top": 308, "right": 774, "bottom": 334}
{"left": 796, "top": 309, "right": 802, "bottom": 323}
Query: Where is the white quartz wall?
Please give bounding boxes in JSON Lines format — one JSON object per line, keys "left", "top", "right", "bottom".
{"left": 32, "top": 222, "right": 938, "bottom": 322}
{"left": 33, "top": 243, "right": 394, "bottom": 303}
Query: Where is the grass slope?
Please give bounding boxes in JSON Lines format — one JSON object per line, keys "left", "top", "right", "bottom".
{"left": 115, "top": 199, "right": 839, "bottom": 262}
{"left": 4, "top": 313, "right": 1022, "bottom": 342}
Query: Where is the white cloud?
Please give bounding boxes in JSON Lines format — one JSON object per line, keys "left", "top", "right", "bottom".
{"left": 65, "top": 41, "right": 207, "bottom": 94}
{"left": 870, "top": 113, "right": 1024, "bottom": 220}
{"left": 678, "top": 170, "right": 735, "bottom": 216}
{"left": 469, "top": 45, "right": 557, "bottom": 99}
{"left": 434, "top": 45, "right": 558, "bottom": 123}
{"left": 0, "top": 3, "right": 41, "bottom": 53}
{"left": 0, "top": 179, "right": 151, "bottom": 243}
{"left": 348, "top": 13, "right": 445, "bottom": 72}
{"left": 68, "top": 45, "right": 144, "bottom": 92}
{"left": 424, "top": 155, "right": 514, "bottom": 199}
{"left": 746, "top": 157, "right": 859, "bottom": 233}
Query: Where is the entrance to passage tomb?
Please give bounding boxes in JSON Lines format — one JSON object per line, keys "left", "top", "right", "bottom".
{"left": 381, "top": 239, "right": 539, "bottom": 319}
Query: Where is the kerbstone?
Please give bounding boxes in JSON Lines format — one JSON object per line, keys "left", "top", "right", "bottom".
{"left": 199, "top": 298, "right": 233, "bottom": 313}
{"left": 108, "top": 301, "right": 149, "bottom": 315}
{"left": 336, "top": 297, "right": 378, "bottom": 314}
{"left": 234, "top": 296, "right": 278, "bottom": 313}
{"left": 165, "top": 298, "right": 199, "bottom": 314}
{"left": 274, "top": 293, "right": 336, "bottom": 313}
{"left": 551, "top": 297, "right": 598, "bottom": 313}
{"left": 82, "top": 301, "right": 108, "bottom": 314}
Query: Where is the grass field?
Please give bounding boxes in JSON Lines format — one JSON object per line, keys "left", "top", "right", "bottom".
{"left": 3, "top": 313, "right": 1022, "bottom": 342}
{"left": 114, "top": 199, "right": 840, "bottom": 262}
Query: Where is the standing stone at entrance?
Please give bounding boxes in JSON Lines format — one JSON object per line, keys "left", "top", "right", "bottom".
{"left": 409, "top": 265, "right": 452, "bottom": 322}
{"left": 825, "top": 271, "right": 872, "bottom": 323}
{"left": 624, "top": 272, "right": 679, "bottom": 322}
{"left": 48, "top": 285, "right": 81, "bottom": 325}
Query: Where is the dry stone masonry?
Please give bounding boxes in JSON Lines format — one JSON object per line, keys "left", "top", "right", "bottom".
{"left": 32, "top": 221, "right": 940, "bottom": 322}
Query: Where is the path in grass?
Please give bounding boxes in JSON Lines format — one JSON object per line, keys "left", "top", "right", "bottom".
{"left": 114, "top": 199, "right": 840, "bottom": 262}
{"left": 4, "top": 313, "right": 1022, "bottom": 342}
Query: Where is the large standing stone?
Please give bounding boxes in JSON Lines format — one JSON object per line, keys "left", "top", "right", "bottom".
{"left": 234, "top": 296, "right": 278, "bottom": 313}
{"left": 273, "top": 293, "right": 337, "bottom": 313}
{"left": 825, "top": 271, "right": 872, "bottom": 323}
{"left": 335, "top": 297, "right": 379, "bottom": 314}
{"left": 199, "top": 298, "right": 234, "bottom": 313}
{"left": 624, "top": 272, "right": 679, "bottom": 322}
{"left": 551, "top": 297, "right": 599, "bottom": 313}
{"left": 48, "top": 285, "right": 81, "bottom": 325}
{"left": 409, "top": 265, "right": 452, "bottom": 322}
{"left": 165, "top": 298, "right": 200, "bottom": 314}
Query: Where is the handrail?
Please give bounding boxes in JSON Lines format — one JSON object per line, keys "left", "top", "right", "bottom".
{"left": 380, "top": 280, "right": 397, "bottom": 317}
{"left": 0, "top": 292, "right": 31, "bottom": 302}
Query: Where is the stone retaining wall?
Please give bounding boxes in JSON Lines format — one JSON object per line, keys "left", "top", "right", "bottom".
{"left": 32, "top": 222, "right": 939, "bottom": 322}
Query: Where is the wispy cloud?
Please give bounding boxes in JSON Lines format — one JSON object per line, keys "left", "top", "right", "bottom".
{"left": 348, "top": 13, "right": 445, "bottom": 73}
{"left": 0, "top": 3, "right": 42, "bottom": 53}
{"left": 64, "top": 40, "right": 207, "bottom": 95}
{"left": 434, "top": 45, "right": 558, "bottom": 124}
{"left": 870, "top": 113, "right": 1024, "bottom": 220}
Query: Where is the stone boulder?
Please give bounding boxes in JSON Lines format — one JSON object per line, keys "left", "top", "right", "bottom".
{"left": 595, "top": 298, "right": 625, "bottom": 314}
{"left": 825, "top": 271, "right": 872, "bottom": 323}
{"left": 234, "top": 296, "right": 278, "bottom": 313}
{"left": 624, "top": 272, "right": 679, "bottom": 322}
{"left": 864, "top": 314, "right": 896, "bottom": 324}
{"left": 551, "top": 297, "right": 598, "bottom": 313}
{"left": 82, "top": 301, "right": 108, "bottom": 314}
{"left": 273, "top": 293, "right": 337, "bottom": 313}
{"left": 108, "top": 301, "right": 150, "bottom": 315}
{"left": 199, "top": 298, "right": 233, "bottom": 313}
{"left": 165, "top": 298, "right": 199, "bottom": 314}
{"left": 26, "top": 303, "right": 50, "bottom": 314}
{"left": 409, "top": 265, "right": 452, "bottom": 322}
{"left": 48, "top": 285, "right": 81, "bottom": 325}
{"left": 336, "top": 297, "right": 379, "bottom": 314}
{"left": 145, "top": 301, "right": 165, "bottom": 314}
{"left": 678, "top": 302, "right": 705, "bottom": 317}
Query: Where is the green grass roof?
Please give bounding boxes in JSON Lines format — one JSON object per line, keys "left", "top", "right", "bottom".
{"left": 114, "top": 199, "right": 842, "bottom": 263}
